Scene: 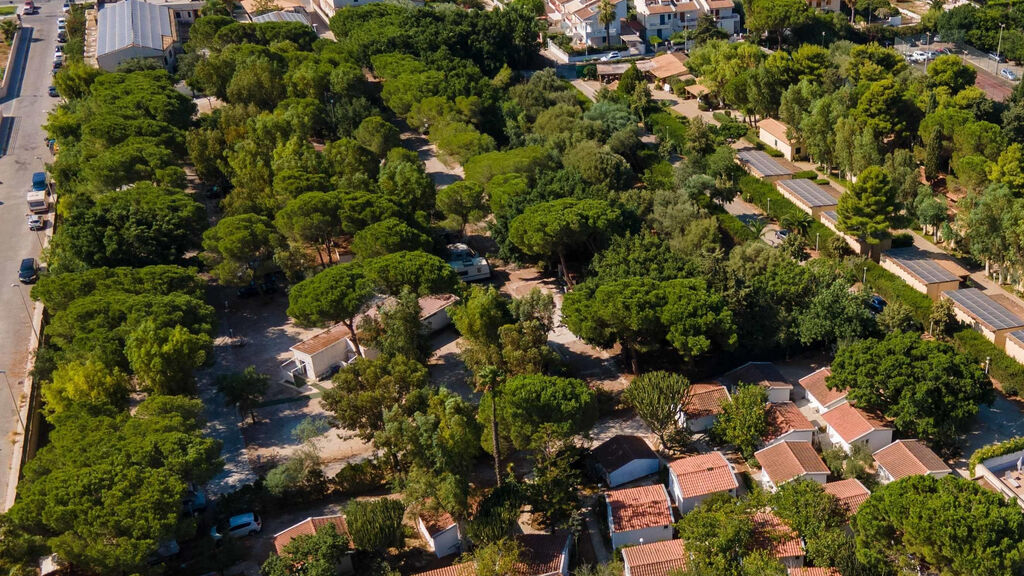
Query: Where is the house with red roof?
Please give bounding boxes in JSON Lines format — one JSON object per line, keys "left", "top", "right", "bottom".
{"left": 591, "top": 435, "right": 661, "bottom": 488}
{"left": 788, "top": 568, "right": 842, "bottom": 576}
{"left": 821, "top": 402, "right": 892, "bottom": 454}
{"left": 605, "top": 484, "right": 674, "bottom": 549}
{"left": 416, "top": 509, "right": 462, "bottom": 558}
{"left": 678, "top": 383, "right": 730, "bottom": 432}
{"left": 413, "top": 564, "right": 476, "bottom": 576}
{"left": 755, "top": 441, "right": 829, "bottom": 492}
{"left": 622, "top": 539, "right": 687, "bottom": 576}
{"left": 823, "top": 478, "right": 871, "bottom": 515}
{"left": 799, "top": 368, "right": 848, "bottom": 413}
{"left": 764, "top": 402, "right": 815, "bottom": 447}
{"left": 667, "top": 451, "right": 738, "bottom": 513}
{"left": 272, "top": 515, "right": 353, "bottom": 574}
{"left": 751, "top": 510, "right": 805, "bottom": 569}
{"left": 873, "top": 439, "right": 951, "bottom": 485}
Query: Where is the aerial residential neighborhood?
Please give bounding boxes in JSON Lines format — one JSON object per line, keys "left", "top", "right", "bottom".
{"left": 6, "top": 0, "right": 1024, "bottom": 574}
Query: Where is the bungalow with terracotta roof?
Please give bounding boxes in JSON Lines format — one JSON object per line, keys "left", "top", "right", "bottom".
{"left": 758, "top": 118, "right": 802, "bottom": 161}
{"left": 591, "top": 435, "right": 661, "bottom": 488}
{"left": 606, "top": 484, "right": 675, "bottom": 549}
{"left": 717, "top": 361, "right": 792, "bottom": 404}
{"left": 621, "top": 538, "right": 687, "bottom": 576}
{"left": 823, "top": 478, "right": 870, "bottom": 515}
{"left": 764, "top": 402, "right": 815, "bottom": 447}
{"left": 789, "top": 568, "right": 842, "bottom": 576}
{"left": 273, "top": 515, "right": 354, "bottom": 574}
{"left": 872, "top": 439, "right": 951, "bottom": 485}
{"left": 678, "top": 383, "right": 730, "bottom": 432}
{"left": 751, "top": 509, "right": 805, "bottom": 568}
{"left": 821, "top": 402, "right": 892, "bottom": 454}
{"left": 282, "top": 294, "right": 459, "bottom": 383}
{"left": 755, "top": 441, "right": 829, "bottom": 492}
{"left": 417, "top": 509, "right": 462, "bottom": 558}
{"left": 413, "top": 564, "right": 476, "bottom": 576}
{"left": 412, "top": 534, "right": 569, "bottom": 576}
{"left": 799, "top": 368, "right": 847, "bottom": 413}
{"left": 667, "top": 451, "right": 738, "bottom": 513}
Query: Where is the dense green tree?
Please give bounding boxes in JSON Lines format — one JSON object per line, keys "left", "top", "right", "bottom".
{"left": 745, "top": 0, "right": 813, "bottom": 49}
{"left": 274, "top": 192, "right": 343, "bottom": 267}
{"left": 323, "top": 354, "right": 429, "bottom": 441}
{"left": 41, "top": 359, "right": 130, "bottom": 416}
{"left": 125, "top": 320, "right": 212, "bottom": 395}
{"left": 359, "top": 289, "right": 429, "bottom": 362}
{"left": 622, "top": 371, "right": 691, "bottom": 450}
{"left": 796, "top": 281, "right": 876, "bottom": 349}
{"left": 202, "top": 213, "right": 285, "bottom": 286}
{"left": 926, "top": 54, "right": 976, "bottom": 93}
{"left": 345, "top": 499, "right": 405, "bottom": 553}
{"left": 466, "top": 480, "right": 526, "bottom": 545}
{"left": 215, "top": 366, "right": 269, "bottom": 424}
{"left": 480, "top": 374, "right": 597, "bottom": 451}
{"left": 675, "top": 493, "right": 754, "bottom": 574}
{"left": 288, "top": 262, "right": 374, "bottom": 355}
{"left": 829, "top": 331, "right": 993, "bottom": 449}
{"left": 473, "top": 538, "right": 523, "bottom": 576}
{"left": 354, "top": 116, "right": 401, "bottom": 157}
{"left": 436, "top": 181, "right": 487, "bottom": 236}
{"left": 529, "top": 427, "right": 584, "bottom": 527}
{"left": 837, "top": 166, "right": 897, "bottom": 245}
{"left": 711, "top": 384, "right": 768, "bottom": 459}
{"left": 351, "top": 218, "right": 431, "bottom": 260}
{"left": 361, "top": 251, "right": 460, "bottom": 296}
{"left": 261, "top": 524, "right": 350, "bottom": 576}
{"left": 771, "top": 480, "right": 848, "bottom": 541}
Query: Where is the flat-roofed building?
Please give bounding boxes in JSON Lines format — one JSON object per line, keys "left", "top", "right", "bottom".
{"left": 880, "top": 248, "right": 964, "bottom": 300}
{"left": 775, "top": 179, "right": 840, "bottom": 218}
{"left": 942, "top": 288, "right": 1024, "bottom": 349}
{"left": 973, "top": 446, "right": 1024, "bottom": 510}
{"left": 1004, "top": 330, "right": 1024, "bottom": 365}
{"left": 735, "top": 149, "right": 794, "bottom": 182}
{"left": 818, "top": 210, "right": 892, "bottom": 261}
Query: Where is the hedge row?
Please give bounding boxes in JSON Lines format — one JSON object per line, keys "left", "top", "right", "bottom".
{"left": 953, "top": 328, "right": 1024, "bottom": 397}
{"left": 969, "top": 436, "right": 1024, "bottom": 476}
{"left": 861, "top": 260, "right": 934, "bottom": 326}
{"left": 710, "top": 205, "right": 757, "bottom": 245}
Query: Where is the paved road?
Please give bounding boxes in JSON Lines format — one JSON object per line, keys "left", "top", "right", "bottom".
{"left": 0, "top": 2, "right": 59, "bottom": 508}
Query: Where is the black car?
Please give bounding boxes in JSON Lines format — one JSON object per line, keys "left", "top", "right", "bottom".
{"left": 18, "top": 258, "right": 37, "bottom": 284}
{"left": 57, "top": 30, "right": 67, "bottom": 42}
{"left": 48, "top": 85, "right": 58, "bottom": 97}
{"left": 868, "top": 295, "right": 887, "bottom": 314}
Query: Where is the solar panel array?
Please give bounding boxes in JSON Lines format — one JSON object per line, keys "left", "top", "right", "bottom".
{"left": 778, "top": 179, "right": 839, "bottom": 208}
{"left": 736, "top": 150, "right": 792, "bottom": 177}
{"left": 820, "top": 210, "right": 838, "bottom": 224}
{"left": 1009, "top": 329, "right": 1024, "bottom": 347}
{"left": 944, "top": 288, "right": 1024, "bottom": 331}
{"left": 884, "top": 248, "right": 961, "bottom": 284}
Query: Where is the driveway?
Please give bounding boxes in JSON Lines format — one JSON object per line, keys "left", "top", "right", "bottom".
{"left": 0, "top": 5, "right": 59, "bottom": 510}
{"left": 954, "top": 393, "right": 1024, "bottom": 475}
{"left": 397, "top": 121, "right": 464, "bottom": 189}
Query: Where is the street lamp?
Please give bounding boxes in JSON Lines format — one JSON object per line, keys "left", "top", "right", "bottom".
{"left": 10, "top": 284, "right": 38, "bottom": 344}
{"left": 862, "top": 266, "right": 867, "bottom": 285}
{"left": 996, "top": 23, "right": 1006, "bottom": 74}
{"left": 0, "top": 371, "right": 25, "bottom": 432}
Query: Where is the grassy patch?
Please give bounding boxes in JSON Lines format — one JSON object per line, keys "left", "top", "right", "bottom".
{"left": 647, "top": 111, "right": 689, "bottom": 150}
{"left": 738, "top": 175, "right": 835, "bottom": 242}
{"left": 0, "top": 6, "right": 16, "bottom": 15}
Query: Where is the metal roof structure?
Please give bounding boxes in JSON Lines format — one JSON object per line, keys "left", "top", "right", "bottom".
{"left": 252, "top": 9, "right": 312, "bottom": 25}
{"left": 1009, "top": 329, "right": 1024, "bottom": 346}
{"left": 97, "top": 0, "right": 173, "bottom": 57}
{"left": 883, "top": 248, "right": 962, "bottom": 284}
{"left": 821, "top": 210, "right": 838, "bottom": 224}
{"left": 944, "top": 288, "right": 1024, "bottom": 331}
{"left": 736, "top": 149, "right": 792, "bottom": 177}
{"left": 777, "top": 178, "right": 839, "bottom": 208}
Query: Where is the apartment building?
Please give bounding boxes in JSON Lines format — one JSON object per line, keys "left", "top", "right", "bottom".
{"left": 547, "top": 0, "right": 628, "bottom": 47}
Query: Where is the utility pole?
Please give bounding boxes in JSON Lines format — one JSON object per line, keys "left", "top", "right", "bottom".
{"left": 0, "top": 371, "right": 25, "bottom": 432}
{"left": 996, "top": 23, "right": 1006, "bottom": 74}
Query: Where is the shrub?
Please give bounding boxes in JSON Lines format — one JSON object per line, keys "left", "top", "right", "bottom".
{"left": 330, "top": 458, "right": 389, "bottom": 496}
{"left": 793, "top": 170, "right": 818, "bottom": 180}
{"left": 766, "top": 148, "right": 785, "bottom": 157}
{"left": 814, "top": 178, "right": 831, "bottom": 185}
{"left": 647, "top": 111, "right": 689, "bottom": 151}
{"left": 857, "top": 260, "right": 933, "bottom": 325}
{"left": 969, "top": 437, "right": 1024, "bottom": 476}
{"left": 738, "top": 176, "right": 835, "bottom": 244}
{"left": 710, "top": 206, "right": 756, "bottom": 245}
{"left": 891, "top": 232, "right": 914, "bottom": 248}
{"left": 581, "top": 64, "right": 596, "bottom": 80}
{"left": 953, "top": 328, "right": 1024, "bottom": 397}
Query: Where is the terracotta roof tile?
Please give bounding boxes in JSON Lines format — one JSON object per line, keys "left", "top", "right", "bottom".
{"left": 649, "top": 52, "right": 689, "bottom": 79}
{"left": 273, "top": 515, "right": 350, "bottom": 555}
{"left": 765, "top": 402, "right": 814, "bottom": 442}
{"left": 515, "top": 533, "right": 569, "bottom": 576}
{"left": 822, "top": 479, "right": 871, "bottom": 514}
{"left": 758, "top": 118, "right": 792, "bottom": 144}
{"left": 718, "top": 362, "right": 792, "bottom": 391}
{"left": 821, "top": 402, "right": 889, "bottom": 443}
{"left": 668, "top": 452, "right": 737, "bottom": 498}
{"left": 789, "top": 569, "right": 842, "bottom": 576}
{"left": 291, "top": 323, "right": 353, "bottom": 356}
{"left": 413, "top": 564, "right": 476, "bottom": 576}
{"left": 606, "top": 485, "right": 673, "bottom": 532}
{"left": 682, "top": 384, "right": 730, "bottom": 418}
{"left": 872, "top": 440, "right": 951, "bottom": 481}
{"left": 591, "top": 435, "right": 658, "bottom": 473}
{"left": 799, "top": 368, "right": 847, "bottom": 408}
{"left": 755, "top": 442, "right": 829, "bottom": 487}
{"left": 622, "top": 539, "right": 687, "bottom": 576}
{"left": 704, "top": 0, "right": 733, "bottom": 8}
{"left": 751, "top": 510, "right": 803, "bottom": 560}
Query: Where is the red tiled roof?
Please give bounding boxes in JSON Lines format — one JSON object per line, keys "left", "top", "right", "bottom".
{"left": 606, "top": 485, "right": 673, "bottom": 532}
{"left": 515, "top": 533, "right": 569, "bottom": 576}
{"left": 758, "top": 118, "right": 792, "bottom": 144}
{"left": 872, "top": 439, "right": 951, "bottom": 481}
{"left": 799, "top": 368, "right": 847, "bottom": 408}
{"left": 292, "top": 323, "right": 353, "bottom": 356}
{"left": 789, "top": 569, "right": 841, "bottom": 576}
{"left": 704, "top": 0, "right": 733, "bottom": 8}
{"left": 648, "top": 52, "right": 689, "bottom": 79}
{"left": 273, "top": 515, "right": 350, "bottom": 555}
{"left": 419, "top": 509, "right": 456, "bottom": 537}
{"left": 751, "top": 510, "right": 803, "bottom": 560}
{"left": 591, "top": 435, "right": 658, "bottom": 473}
{"left": 413, "top": 564, "right": 476, "bottom": 576}
{"left": 668, "top": 452, "right": 737, "bottom": 498}
{"left": 682, "top": 384, "right": 730, "bottom": 418}
{"left": 765, "top": 402, "right": 814, "bottom": 441}
{"left": 823, "top": 479, "right": 870, "bottom": 514}
{"left": 622, "top": 539, "right": 687, "bottom": 576}
{"left": 755, "top": 442, "right": 829, "bottom": 486}
{"left": 821, "top": 402, "right": 889, "bottom": 443}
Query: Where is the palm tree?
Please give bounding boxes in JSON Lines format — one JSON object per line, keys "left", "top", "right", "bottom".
{"left": 748, "top": 216, "right": 769, "bottom": 239}
{"left": 477, "top": 366, "right": 505, "bottom": 487}
{"left": 781, "top": 212, "right": 813, "bottom": 238}
{"left": 598, "top": 0, "right": 615, "bottom": 48}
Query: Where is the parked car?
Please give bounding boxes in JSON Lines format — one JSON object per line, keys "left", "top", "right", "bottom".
{"left": 18, "top": 258, "right": 38, "bottom": 284}
{"left": 776, "top": 229, "right": 790, "bottom": 240}
{"left": 62, "top": 1, "right": 70, "bottom": 12}
{"left": 1001, "top": 68, "right": 1019, "bottom": 81}
{"left": 924, "top": 50, "right": 938, "bottom": 60}
{"left": 909, "top": 51, "right": 927, "bottom": 63}
{"left": 146, "top": 541, "right": 180, "bottom": 566}
{"left": 27, "top": 214, "right": 43, "bottom": 230}
{"left": 181, "top": 486, "right": 207, "bottom": 516}
{"left": 907, "top": 40, "right": 918, "bottom": 47}
{"left": 22, "top": 0, "right": 35, "bottom": 14}
{"left": 989, "top": 52, "right": 1007, "bottom": 63}
{"left": 210, "top": 513, "right": 262, "bottom": 541}
{"left": 600, "top": 51, "right": 620, "bottom": 61}
{"left": 868, "top": 295, "right": 887, "bottom": 314}
{"left": 57, "top": 30, "right": 67, "bottom": 42}
{"left": 48, "top": 85, "right": 58, "bottom": 97}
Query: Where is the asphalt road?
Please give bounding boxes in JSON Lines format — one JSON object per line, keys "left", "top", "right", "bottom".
{"left": 0, "top": 0, "right": 59, "bottom": 508}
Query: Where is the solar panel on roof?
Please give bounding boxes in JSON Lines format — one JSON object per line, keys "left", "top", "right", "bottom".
{"left": 944, "top": 288, "right": 1024, "bottom": 331}
{"left": 1009, "top": 329, "right": 1024, "bottom": 346}
{"left": 884, "top": 248, "right": 961, "bottom": 284}
{"left": 736, "top": 150, "right": 792, "bottom": 177}
{"left": 820, "top": 210, "right": 838, "bottom": 223}
{"left": 778, "top": 179, "right": 839, "bottom": 208}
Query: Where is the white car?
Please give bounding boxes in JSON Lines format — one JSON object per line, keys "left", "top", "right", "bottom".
{"left": 27, "top": 214, "right": 43, "bottom": 231}
{"left": 210, "top": 512, "right": 262, "bottom": 541}
{"left": 600, "top": 51, "right": 620, "bottom": 61}
{"left": 909, "top": 51, "right": 927, "bottom": 63}
{"left": 1001, "top": 68, "right": 1019, "bottom": 81}
{"left": 62, "top": 2, "right": 70, "bottom": 12}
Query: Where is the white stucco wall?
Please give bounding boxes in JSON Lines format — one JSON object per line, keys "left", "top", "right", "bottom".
{"left": 763, "top": 429, "right": 814, "bottom": 448}
{"left": 607, "top": 458, "right": 660, "bottom": 488}
{"left": 610, "top": 524, "right": 674, "bottom": 550}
